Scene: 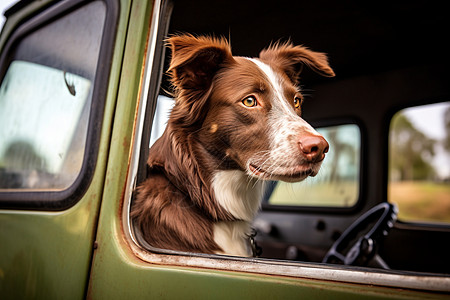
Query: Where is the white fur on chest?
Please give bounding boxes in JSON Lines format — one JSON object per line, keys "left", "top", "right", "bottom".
{"left": 212, "top": 170, "right": 264, "bottom": 221}
{"left": 211, "top": 170, "right": 264, "bottom": 256}
{"left": 213, "top": 221, "right": 252, "bottom": 256}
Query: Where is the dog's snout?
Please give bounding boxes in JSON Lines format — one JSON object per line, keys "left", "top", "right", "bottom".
{"left": 298, "top": 134, "right": 329, "bottom": 162}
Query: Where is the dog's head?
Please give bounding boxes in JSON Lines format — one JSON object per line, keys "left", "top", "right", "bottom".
{"left": 167, "top": 34, "right": 334, "bottom": 182}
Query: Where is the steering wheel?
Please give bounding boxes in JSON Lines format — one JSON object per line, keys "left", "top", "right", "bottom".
{"left": 322, "top": 203, "right": 398, "bottom": 269}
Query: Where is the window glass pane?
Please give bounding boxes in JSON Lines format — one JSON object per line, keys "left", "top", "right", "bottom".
{"left": 268, "top": 124, "right": 361, "bottom": 207}
{"left": 0, "top": 61, "right": 91, "bottom": 189}
{"left": 0, "top": 1, "right": 106, "bottom": 190}
{"left": 388, "top": 102, "right": 450, "bottom": 223}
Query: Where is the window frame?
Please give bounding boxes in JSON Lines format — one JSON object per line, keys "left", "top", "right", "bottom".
{"left": 127, "top": 0, "right": 368, "bottom": 252}
{"left": 121, "top": 0, "right": 450, "bottom": 292}
{"left": 0, "top": 0, "right": 119, "bottom": 210}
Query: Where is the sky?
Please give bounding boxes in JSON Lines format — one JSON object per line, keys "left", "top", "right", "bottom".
{"left": 404, "top": 102, "right": 449, "bottom": 141}
{"left": 402, "top": 102, "right": 450, "bottom": 179}
{"left": 0, "top": 0, "right": 17, "bottom": 29}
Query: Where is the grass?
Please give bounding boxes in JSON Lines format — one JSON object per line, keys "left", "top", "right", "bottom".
{"left": 269, "top": 180, "right": 358, "bottom": 207}
{"left": 389, "top": 181, "right": 450, "bottom": 223}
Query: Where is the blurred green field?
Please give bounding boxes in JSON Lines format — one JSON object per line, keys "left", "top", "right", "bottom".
{"left": 270, "top": 180, "right": 450, "bottom": 224}
{"left": 269, "top": 180, "right": 358, "bottom": 207}
{"left": 389, "top": 181, "right": 450, "bottom": 223}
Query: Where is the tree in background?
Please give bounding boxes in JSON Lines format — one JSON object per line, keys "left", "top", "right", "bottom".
{"left": 326, "top": 128, "right": 357, "bottom": 183}
{"left": 390, "top": 114, "right": 436, "bottom": 181}
{"left": 444, "top": 107, "right": 450, "bottom": 152}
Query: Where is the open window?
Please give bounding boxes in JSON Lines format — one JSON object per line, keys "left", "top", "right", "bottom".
{"left": 388, "top": 102, "right": 450, "bottom": 224}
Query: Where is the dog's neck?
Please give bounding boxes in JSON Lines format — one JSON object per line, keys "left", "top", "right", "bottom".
{"left": 211, "top": 170, "right": 264, "bottom": 256}
{"left": 211, "top": 170, "right": 264, "bottom": 221}
{"left": 148, "top": 125, "right": 264, "bottom": 222}
{"left": 149, "top": 122, "right": 265, "bottom": 257}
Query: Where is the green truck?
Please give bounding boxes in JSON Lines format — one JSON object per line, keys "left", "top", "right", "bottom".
{"left": 1, "top": 0, "right": 449, "bottom": 299}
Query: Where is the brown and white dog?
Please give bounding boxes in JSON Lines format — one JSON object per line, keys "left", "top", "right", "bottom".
{"left": 131, "top": 34, "right": 334, "bottom": 257}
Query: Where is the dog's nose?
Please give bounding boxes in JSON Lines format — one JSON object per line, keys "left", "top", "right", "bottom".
{"left": 298, "top": 134, "right": 329, "bottom": 162}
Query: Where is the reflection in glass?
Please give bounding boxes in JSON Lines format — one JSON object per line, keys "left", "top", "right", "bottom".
{"left": 268, "top": 124, "right": 361, "bottom": 207}
{"left": 0, "top": 61, "right": 91, "bottom": 189}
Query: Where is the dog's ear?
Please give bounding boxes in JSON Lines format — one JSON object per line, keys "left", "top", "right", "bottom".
{"left": 259, "top": 42, "right": 335, "bottom": 83}
{"left": 167, "top": 35, "right": 233, "bottom": 126}
{"left": 167, "top": 34, "right": 233, "bottom": 90}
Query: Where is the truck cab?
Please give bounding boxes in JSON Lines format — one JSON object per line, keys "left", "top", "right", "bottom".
{"left": 1, "top": 0, "right": 449, "bottom": 298}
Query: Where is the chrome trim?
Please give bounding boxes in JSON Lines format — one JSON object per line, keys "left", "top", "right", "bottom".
{"left": 130, "top": 240, "right": 450, "bottom": 293}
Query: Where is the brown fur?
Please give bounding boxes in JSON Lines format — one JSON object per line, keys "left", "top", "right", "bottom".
{"left": 131, "top": 34, "right": 334, "bottom": 254}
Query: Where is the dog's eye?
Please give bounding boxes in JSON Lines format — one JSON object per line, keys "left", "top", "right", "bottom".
{"left": 242, "top": 96, "right": 257, "bottom": 107}
{"left": 294, "top": 97, "right": 302, "bottom": 109}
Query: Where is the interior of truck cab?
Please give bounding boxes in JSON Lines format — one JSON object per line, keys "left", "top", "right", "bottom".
{"left": 134, "top": 0, "right": 450, "bottom": 275}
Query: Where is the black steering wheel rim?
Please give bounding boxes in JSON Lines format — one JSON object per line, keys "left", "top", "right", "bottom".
{"left": 322, "top": 202, "right": 398, "bottom": 268}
